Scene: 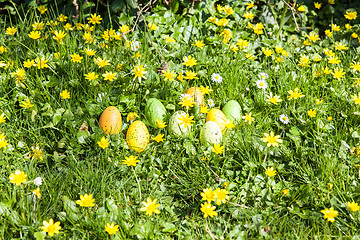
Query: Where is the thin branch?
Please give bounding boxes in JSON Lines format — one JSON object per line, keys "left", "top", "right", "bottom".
{"left": 280, "top": 0, "right": 310, "bottom": 31}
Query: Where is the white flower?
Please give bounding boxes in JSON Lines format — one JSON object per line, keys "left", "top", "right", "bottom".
{"left": 256, "top": 79, "right": 268, "bottom": 89}
{"left": 211, "top": 73, "right": 223, "bottom": 83}
{"left": 34, "top": 177, "right": 43, "bottom": 186}
{"left": 131, "top": 41, "right": 141, "bottom": 51}
{"left": 207, "top": 99, "right": 215, "bottom": 107}
{"left": 279, "top": 114, "right": 289, "bottom": 124}
{"left": 258, "top": 72, "right": 268, "bottom": 80}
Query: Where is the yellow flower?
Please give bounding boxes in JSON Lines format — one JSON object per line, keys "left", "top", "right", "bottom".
{"left": 0, "top": 114, "right": 6, "bottom": 124}
{"left": 177, "top": 72, "right": 184, "bottom": 82}
{"left": 351, "top": 93, "right": 360, "bottom": 105}
{"left": 178, "top": 113, "right": 194, "bottom": 129}
{"left": 307, "top": 109, "right": 317, "bottom": 118}
{"left": 262, "top": 132, "right": 282, "bottom": 147}
{"left": 242, "top": 112, "right": 254, "bottom": 125}
{"left": 85, "top": 72, "right": 98, "bottom": 81}
{"left": 70, "top": 53, "right": 83, "bottom": 63}
{"left": 328, "top": 0, "right": 335, "bottom": 4}
{"left": 200, "top": 106, "right": 209, "bottom": 113}
{"left": 253, "top": 22, "right": 264, "bottom": 35}
{"left": 57, "top": 14, "right": 68, "bottom": 22}
{"left": 182, "top": 55, "right": 197, "bottom": 67}
{"left": 223, "top": 5, "right": 234, "bottom": 15}
{"left": 344, "top": 11, "right": 357, "bottom": 20}
{"left": 246, "top": 2, "right": 255, "bottom": 9}
{"left": 321, "top": 207, "right": 338, "bottom": 222}
{"left": 210, "top": 143, "right": 224, "bottom": 155}
{"left": 192, "top": 40, "right": 205, "bottom": 49}
{"left": 83, "top": 32, "right": 94, "bottom": 43}
{"left": 32, "top": 21, "right": 44, "bottom": 30}
{"left": 165, "top": 36, "right": 176, "bottom": 43}
{"left": 37, "top": 5, "right": 47, "bottom": 14}
{"left": 352, "top": 33, "right": 358, "bottom": 38}
{"left": 315, "top": 99, "right": 323, "bottom": 105}
{"left": 245, "top": 53, "right": 256, "bottom": 60}
{"left": 266, "top": 92, "right": 282, "bottom": 105}
{"left": 122, "top": 155, "right": 140, "bottom": 166}
{"left": 199, "top": 86, "right": 213, "bottom": 95}
{"left": 102, "top": 71, "right": 117, "bottom": 81}
{"left": 162, "top": 69, "right": 176, "bottom": 81}
{"left": 334, "top": 42, "right": 348, "bottom": 51}
{"left": 328, "top": 56, "right": 341, "bottom": 64}
{"left": 119, "top": 24, "right": 129, "bottom": 33}
{"left": 184, "top": 70, "right": 198, "bottom": 80}
{"left": 213, "top": 188, "right": 229, "bottom": 205}
{"left": 148, "top": 22, "right": 157, "bottom": 31}
{"left": 216, "top": 18, "right": 228, "bottom": 27}
{"left": 41, "top": 219, "right": 62, "bottom": 237}
{"left": 307, "top": 32, "right": 319, "bottom": 42}
{"left": 325, "top": 29, "right": 332, "bottom": 37}
{"left": 178, "top": 95, "right": 195, "bottom": 109}
{"left": 0, "top": 134, "right": 8, "bottom": 149}
{"left": 347, "top": 202, "right": 360, "bottom": 212}
{"left": 28, "top": 31, "right": 41, "bottom": 40}
{"left": 262, "top": 48, "right": 273, "bottom": 57}
{"left": 105, "top": 223, "right": 119, "bottom": 235}
{"left": 298, "top": 55, "right": 310, "bottom": 67}
{"left": 345, "top": 23, "right": 352, "bottom": 30}
{"left": 97, "top": 136, "right": 110, "bottom": 149}
{"left": 298, "top": 5, "right": 305, "bottom": 12}
{"left": 9, "top": 170, "right": 27, "bottom": 186}
{"left": 140, "top": 197, "right": 161, "bottom": 216}
{"left": 327, "top": 116, "right": 332, "bottom": 121}
{"left": 332, "top": 24, "right": 340, "bottom": 31}
{"left": 200, "top": 202, "right": 218, "bottom": 218}
{"left": 94, "top": 57, "right": 110, "bottom": 68}
{"left": 153, "top": 134, "right": 165, "bottom": 143}
{"left": 127, "top": 112, "right": 139, "bottom": 122}
{"left": 314, "top": 2, "right": 322, "bottom": 9}
{"left": 287, "top": 88, "right": 304, "bottom": 100}
{"left": 303, "top": 39, "right": 311, "bottom": 46}
{"left": 244, "top": 12, "right": 254, "bottom": 19}
{"left": 132, "top": 65, "right": 147, "bottom": 82}
{"left": 35, "top": 57, "right": 48, "bottom": 69}
{"left": 156, "top": 119, "right": 167, "bottom": 129}
{"left": 88, "top": 13, "right": 102, "bottom": 24}
{"left": 220, "top": 29, "right": 232, "bottom": 43}
{"left": 84, "top": 48, "right": 96, "bottom": 56}
{"left": 225, "top": 120, "right": 235, "bottom": 129}
{"left": 331, "top": 68, "right": 345, "bottom": 80}
{"left": 53, "top": 30, "right": 66, "bottom": 43}
{"left": 323, "top": 67, "right": 331, "bottom": 75}
{"left": 265, "top": 167, "right": 277, "bottom": 177}
{"left": 76, "top": 194, "right": 95, "bottom": 207}
{"left": 64, "top": 23, "right": 73, "bottom": 31}
{"left": 282, "top": 189, "right": 289, "bottom": 196}
{"left": 5, "top": 27, "right": 17, "bottom": 35}
{"left": 60, "top": 89, "right": 70, "bottom": 99}
{"left": 201, "top": 188, "right": 215, "bottom": 202}
{"left": 20, "top": 98, "right": 34, "bottom": 109}
{"left": 32, "top": 187, "right": 41, "bottom": 198}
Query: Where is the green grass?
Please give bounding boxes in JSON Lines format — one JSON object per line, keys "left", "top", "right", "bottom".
{"left": 1, "top": 0, "right": 360, "bottom": 239}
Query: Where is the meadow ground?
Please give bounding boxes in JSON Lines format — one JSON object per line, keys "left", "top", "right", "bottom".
{"left": 1, "top": 0, "right": 360, "bottom": 239}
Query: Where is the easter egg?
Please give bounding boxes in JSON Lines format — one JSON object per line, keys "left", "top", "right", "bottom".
{"left": 222, "top": 100, "right": 241, "bottom": 123}
{"left": 145, "top": 98, "right": 167, "bottom": 128}
{"left": 186, "top": 87, "right": 204, "bottom": 107}
{"left": 126, "top": 120, "right": 149, "bottom": 153}
{"left": 168, "top": 111, "right": 191, "bottom": 137}
{"left": 200, "top": 121, "right": 223, "bottom": 147}
{"left": 206, "top": 108, "right": 228, "bottom": 131}
{"left": 99, "top": 106, "right": 122, "bottom": 134}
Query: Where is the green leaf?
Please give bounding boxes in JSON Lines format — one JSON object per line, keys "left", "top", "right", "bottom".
{"left": 106, "top": 198, "right": 119, "bottom": 213}
{"left": 52, "top": 108, "right": 65, "bottom": 125}
{"left": 161, "top": 222, "right": 177, "bottom": 233}
{"left": 34, "top": 231, "right": 46, "bottom": 240}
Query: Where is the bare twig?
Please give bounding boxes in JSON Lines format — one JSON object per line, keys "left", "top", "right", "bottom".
{"left": 72, "top": 0, "right": 79, "bottom": 19}
{"left": 280, "top": 0, "right": 310, "bottom": 31}
{"left": 228, "top": 201, "right": 249, "bottom": 209}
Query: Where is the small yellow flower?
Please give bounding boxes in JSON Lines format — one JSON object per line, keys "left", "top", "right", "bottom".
{"left": 182, "top": 55, "right": 197, "bottom": 67}
{"left": 200, "top": 106, "right": 209, "bottom": 114}
{"left": 156, "top": 119, "right": 167, "bottom": 129}
{"left": 37, "top": 5, "right": 47, "bottom": 14}
{"left": 70, "top": 53, "right": 83, "bottom": 63}
{"left": 347, "top": 202, "right": 360, "bottom": 212}
{"left": 200, "top": 202, "right": 218, "bottom": 218}
{"left": 9, "top": 170, "right": 27, "bottom": 186}
{"left": 122, "top": 155, "right": 140, "bottom": 166}
{"left": 287, "top": 88, "right": 305, "bottom": 100}
{"left": 210, "top": 144, "right": 224, "bottom": 155}
{"left": 28, "top": 31, "right": 41, "bottom": 40}
{"left": 307, "top": 109, "right": 317, "bottom": 118}
{"left": 344, "top": 11, "right": 357, "bottom": 20}
{"left": 5, "top": 27, "right": 17, "bottom": 35}
{"left": 102, "top": 71, "right": 117, "bottom": 81}
{"left": 192, "top": 40, "right": 205, "bottom": 49}
{"left": 127, "top": 112, "right": 139, "bottom": 122}
{"left": 298, "top": 5, "right": 305, "bottom": 12}
{"left": 88, "top": 13, "right": 102, "bottom": 24}
{"left": 282, "top": 189, "right": 289, "bottom": 196}
{"left": 265, "top": 167, "right": 276, "bottom": 177}
{"left": 97, "top": 136, "right": 110, "bottom": 149}
{"left": 0, "top": 114, "right": 6, "bottom": 124}
{"left": 242, "top": 112, "right": 255, "bottom": 125}
{"left": 153, "top": 134, "right": 165, "bottom": 143}
{"left": 262, "top": 132, "right": 282, "bottom": 147}
{"left": 20, "top": 98, "right": 34, "bottom": 109}
{"left": 321, "top": 207, "right": 338, "bottom": 222}
{"left": 148, "top": 22, "right": 157, "bottom": 31}
{"left": 105, "top": 223, "right": 119, "bottom": 235}
{"left": 85, "top": 72, "right": 99, "bottom": 81}
{"left": 314, "top": 2, "right": 322, "bottom": 9}
{"left": 140, "top": 197, "right": 161, "bottom": 216}
{"left": 266, "top": 92, "right": 282, "bottom": 105}
{"left": 41, "top": 219, "right": 61, "bottom": 237}
{"left": 32, "top": 187, "right": 41, "bottom": 198}
{"left": 76, "top": 194, "right": 95, "bottom": 207}
{"left": 201, "top": 188, "right": 215, "bottom": 202}
{"left": 60, "top": 90, "right": 70, "bottom": 99}
{"left": 178, "top": 113, "right": 194, "bottom": 128}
